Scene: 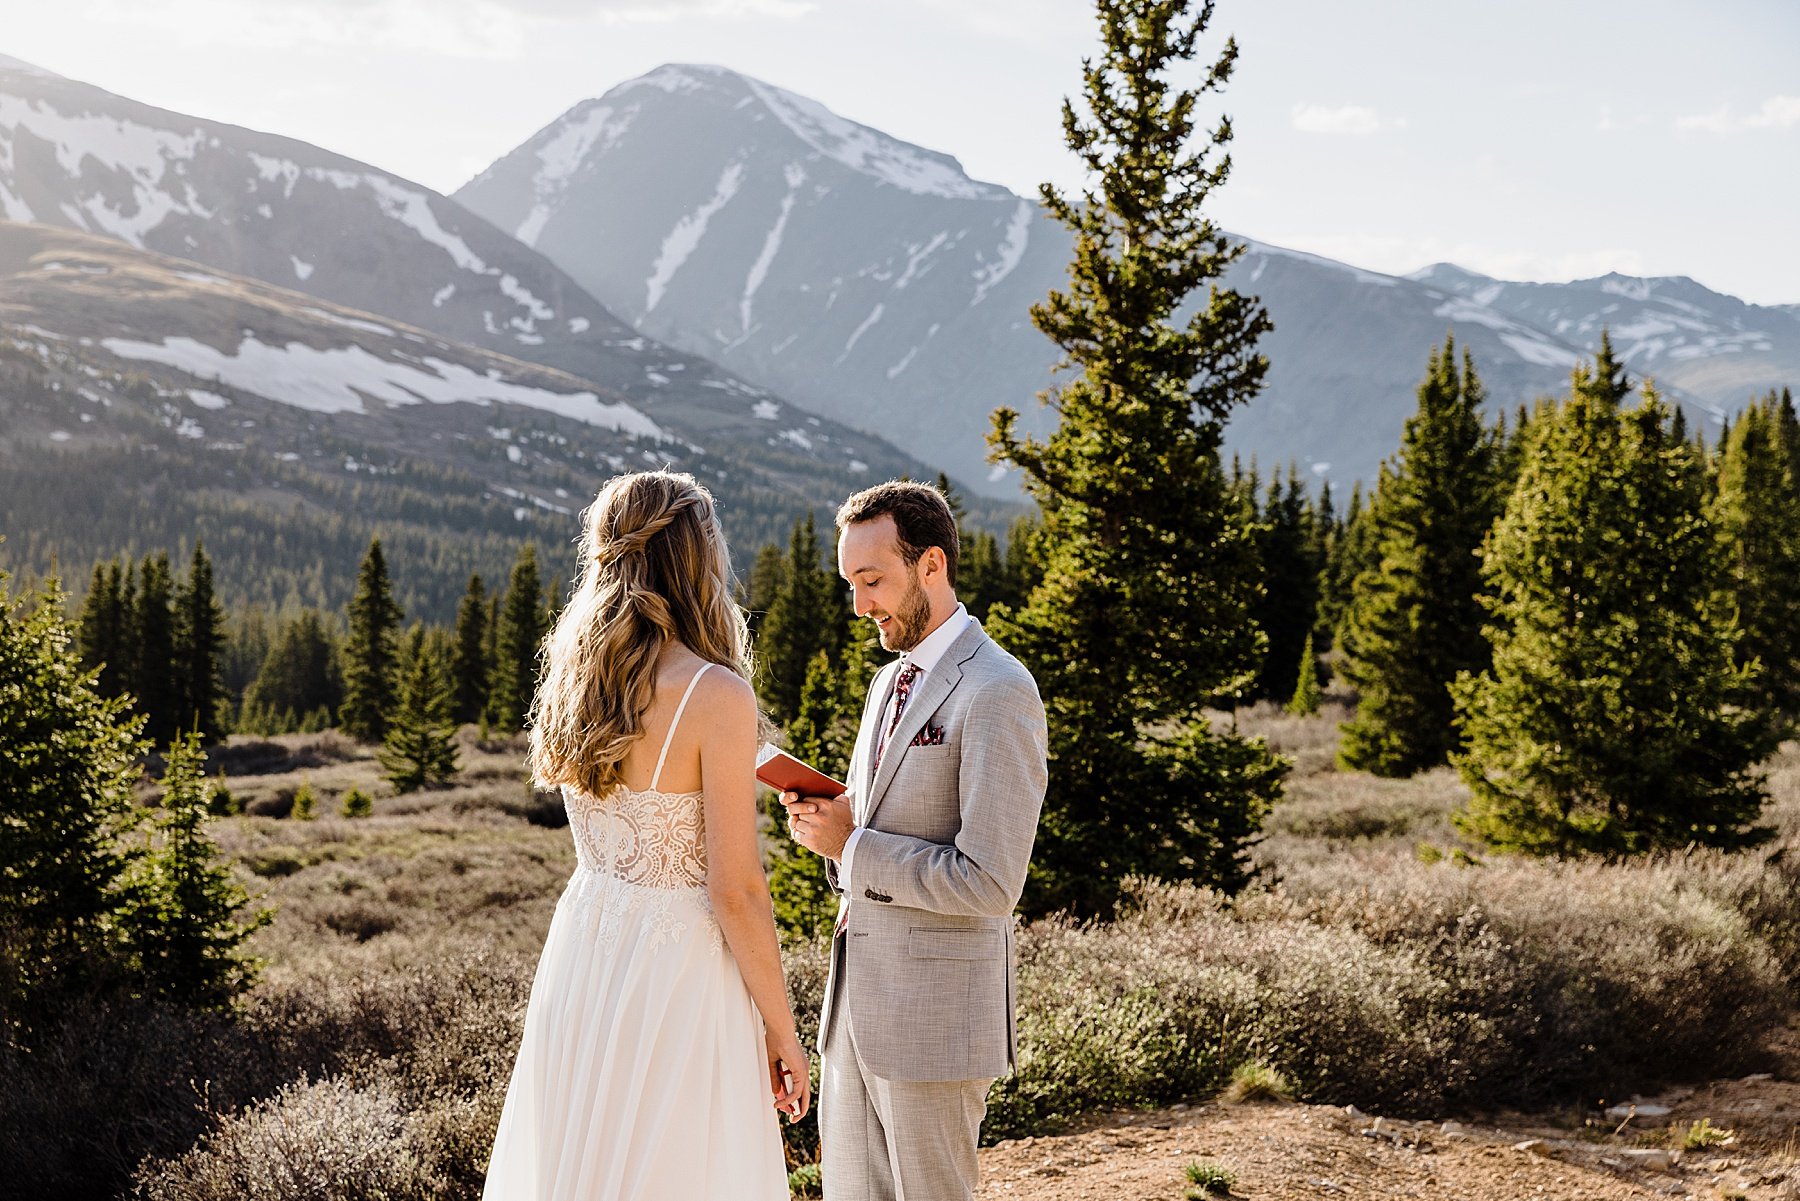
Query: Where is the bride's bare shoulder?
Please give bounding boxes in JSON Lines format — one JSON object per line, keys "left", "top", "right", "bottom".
{"left": 676, "top": 666, "right": 756, "bottom": 734}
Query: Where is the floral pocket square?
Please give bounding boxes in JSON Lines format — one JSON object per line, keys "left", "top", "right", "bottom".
{"left": 909, "top": 724, "right": 947, "bottom": 748}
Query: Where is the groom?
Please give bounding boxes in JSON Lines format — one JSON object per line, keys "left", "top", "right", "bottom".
{"left": 784, "top": 481, "right": 1048, "bottom": 1201}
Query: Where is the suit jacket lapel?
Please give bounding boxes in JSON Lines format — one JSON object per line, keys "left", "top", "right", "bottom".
{"left": 863, "top": 621, "right": 988, "bottom": 827}
{"left": 856, "top": 661, "right": 901, "bottom": 818}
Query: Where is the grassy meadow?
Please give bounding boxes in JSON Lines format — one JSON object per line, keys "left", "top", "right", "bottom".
{"left": 8, "top": 696, "right": 1800, "bottom": 1200}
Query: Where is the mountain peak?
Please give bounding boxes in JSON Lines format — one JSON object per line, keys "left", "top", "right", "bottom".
{"left": 605, "top": 63, "right": 1011, "bottom": 202}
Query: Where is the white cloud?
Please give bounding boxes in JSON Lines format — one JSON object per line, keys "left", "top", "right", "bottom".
{"left": 1747, "top": 95, "right": 1800, "bottom": 129}
{"left": 1290, "top": 102, "right": 1381, "bottom": 136}
{"left": 89, "top": 0, "right": 530, "bottom": 58}
{"left": 80, "top": 0, "right": 812, "bottom": 57}
{"left": 1676, "top": 95, "right": 1800, "bottom": 134}
{"left": 910, "top": 0, "right": 1091, "bottom": 44}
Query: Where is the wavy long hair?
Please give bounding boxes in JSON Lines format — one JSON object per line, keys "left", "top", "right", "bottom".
{"left": 528, "top": 470, "right": 752, "bottom": 798}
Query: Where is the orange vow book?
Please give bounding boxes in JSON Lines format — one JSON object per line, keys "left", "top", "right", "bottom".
{"left": 756, "top": 743, "right": 847, "bottom": 798}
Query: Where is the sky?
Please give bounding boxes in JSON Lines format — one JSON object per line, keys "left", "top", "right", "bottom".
{"left": 5, "top": 0, "right": 1798, "bottom": 304}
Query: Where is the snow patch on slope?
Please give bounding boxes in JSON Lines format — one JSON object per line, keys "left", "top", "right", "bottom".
{"left": 970, "top": 200, "right": 1032, "bottom": 306}
{"left": 514, "top": 101, "right": 640, "bottom": 246}
{"left": 646, "top": 162, "right": 744, "bottom": 313}
{"left": 99, "top": 334, "right": 665, "bottom": 437}
{"left": 740, "top": 164, "right": 804, "bottom": 333}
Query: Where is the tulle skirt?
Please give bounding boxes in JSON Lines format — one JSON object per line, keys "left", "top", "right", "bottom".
{"left": 483, "top": 869, "right": 790, "bottom": 1200}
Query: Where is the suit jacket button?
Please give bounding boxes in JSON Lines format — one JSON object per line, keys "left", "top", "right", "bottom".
{"left": 863, "top": 888, "right": 879, "bottom": 901}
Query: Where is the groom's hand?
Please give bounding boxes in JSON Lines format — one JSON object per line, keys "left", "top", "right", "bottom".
{"left": 782, "top": 791, "right": 854, "bottom": 859}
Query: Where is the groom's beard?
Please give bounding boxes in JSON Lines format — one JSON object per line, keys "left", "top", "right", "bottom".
{"left": 875, "top": 573, "right": 933, "bottom": 652}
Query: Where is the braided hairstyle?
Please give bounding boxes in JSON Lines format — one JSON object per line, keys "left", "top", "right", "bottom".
{"left": 529, "top": 470, "right": 753, "bottom": 798}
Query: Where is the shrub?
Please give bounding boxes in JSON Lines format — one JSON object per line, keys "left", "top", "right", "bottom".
{"left": 133, "top": 1076, "right": 446, "bottom": 1201}
{"left": 342, "top": 787, "right": 374, "bottom": 819}
{"left": 787, "top": 1163, "right": 822, "bottom": 1198}
{"left": 1223, "top": 1060, "right": 1294, "bottom": 1104}
{"left": 290, "top": 781, "right": 317, "bottom": 821}
{"left": 1186, "top": 1160, "right": 1237, "bottom": 1198}
{"left": 1676, "top": 1117, "right": 1735, "bottom": 1150}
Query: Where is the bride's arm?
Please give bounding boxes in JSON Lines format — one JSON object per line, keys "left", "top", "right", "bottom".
{"left": 699, "top": 670, "right": 811, "bottom": 1122}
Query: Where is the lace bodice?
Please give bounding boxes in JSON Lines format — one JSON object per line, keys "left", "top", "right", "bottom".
{"left": 554, "top": 664, "right": 721, "bottom": 955}
{"left": 563, "top": 782, "right": 707, "bottom": 889}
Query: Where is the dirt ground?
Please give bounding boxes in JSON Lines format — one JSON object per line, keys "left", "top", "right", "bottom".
{"left": 977, "top": 1035, "right": 1800, "bottom": 1201}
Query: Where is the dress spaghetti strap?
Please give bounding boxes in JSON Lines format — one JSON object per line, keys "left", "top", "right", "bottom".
{"left": 650, "top": 662, "right": 713, "bottom": 791}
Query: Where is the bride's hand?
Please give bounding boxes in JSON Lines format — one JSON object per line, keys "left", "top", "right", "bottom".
{"left": 766, "top": 1026, "right": 811, "bottom": 1123}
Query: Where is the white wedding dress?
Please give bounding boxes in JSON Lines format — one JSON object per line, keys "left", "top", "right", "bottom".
{"left": 483, "top": 664, "right": 790, "bottom": 1200}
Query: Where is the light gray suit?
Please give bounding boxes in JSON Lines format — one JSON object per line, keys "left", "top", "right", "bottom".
{"left": 818, "top": 618, "right": 1048, "bottom": 1201}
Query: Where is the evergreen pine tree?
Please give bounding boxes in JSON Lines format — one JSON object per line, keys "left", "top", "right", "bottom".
{"left": 76, "top": 558, "right": 132, "bottom": 701}
{"left": 1249, "top": 466, "right": 1319, "bottom": 702}
{"left": 766, "top": 650, "right": 844, "bottom": 940}
{"left": 450, "top": 573, "right": 491, "bottom": 725}
{"left": 1286, "top": 631, "right": 1321, "bottom": 715}
{"left": 1338, "top": 337, "right": 1505, "bottom": 776}
{"left": 1318, "top": 480, "right": 1373, "bottom": 639}
{"left": 988, "top": 0, "right": 1287, "bottom": 916}
{"left": 1000, "top": 515, "right": 1044, "bottom": 610}
{"left": 0, "top": 573, "right": 148, "bottom": 1020}
{"left": 243, "top": 611, "right": 342, "bottom": 733}
{"left": 756, "top": 513, "right": 844, "bottom": 724}
{"left": 133, "top": 552, "right": 179, "bottom": 746}
{"left": 381, "top": 628, "right": 462, "bottom": 792}
{"left": 488, "top": 544, "right": 548, "bottom": 733}
{"left": 222, "top": 607, "right": 272, "bottom": 705}
{"left": 744, "top": 542, "right": 786, "bottom": 641}
{"left": 132, "top": 731, "right": 269, "bottom": 1008}
{"left": 339, "top": 538, "right": 403, "bottom": 743}
{"left": 1452, "top": 358, "right": 1776, "bottom": 853}
{"left": 1710, "top": 391, "right": 1800, "bottom": 717}
{"left": 173, "top": 542, "right": 228, "bottom": 745}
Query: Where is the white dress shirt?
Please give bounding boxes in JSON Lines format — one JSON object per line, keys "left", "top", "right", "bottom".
{"left": 838, "top": 603, "right": 971, "bottom": 888}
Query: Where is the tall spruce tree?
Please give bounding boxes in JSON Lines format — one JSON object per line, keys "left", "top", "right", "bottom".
{"left": 381, "top": 628, "right": 462, "bottom": 792}
{"left": 133, "top": 732, "right": 269, "bottom": 1007}
{"left": 1249, "top": 466, "right": 1320, "bottom": 703}
{"left": 222, "top": 607, "right": 272, "bottom": 703}
{"left": 173, "top": 542, "right": 228, "bottom": 745}
{"left": 988, "top": 0, "right": 1286, "bottom": 916}
{"left": 1338, "top": 337, "right": 1504, "bottom": 775}
{"left": 489, "top": 544, "right": 548, "bottom": 733}
{"left": 766, "top": 650, "right": 846, "bottom": 940}
{"left": 744, "top": 542, "right": 786, "bottom": 641}
{"left": 77, "top": 558, "right": 133, "bottom": 701}
{"left": 0, "top": 574, "right": 148, "bottom": 1021}
{"left": 1453, "top": 355, "right": 1776, "bottom": 853}
{"left": 450, "top": 573, "right": 491, "bottom": 725}
{"left": 756, "top": 513, "right": 846, "bottom": 724}
{"left": 1319, "top": 480, "right": 1373, "bottom": 639}
{"left": 133, "top": 552, "right": 179, "bottom": 746}
{"left": 1710, "top": 391, "right": 1800, "bottom": 718}
{"left": 339, "top": 538, "right": 403, "bottom": 743}
{"left": 243, "top": 610, "right": 342, "bottom": 732}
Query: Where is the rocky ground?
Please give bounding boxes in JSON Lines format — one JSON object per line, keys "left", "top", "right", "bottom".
{"left": 977, "top": 1028, "right": 1800, "bottom": 1201}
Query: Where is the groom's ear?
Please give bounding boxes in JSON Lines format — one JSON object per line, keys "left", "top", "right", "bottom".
{"left": 919, "top": 545, "right": 948, "bottom": 582}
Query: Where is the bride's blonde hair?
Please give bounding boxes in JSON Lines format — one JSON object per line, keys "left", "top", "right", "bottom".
{"left": 528, "top": 470, "right": 752, "bottom": 797}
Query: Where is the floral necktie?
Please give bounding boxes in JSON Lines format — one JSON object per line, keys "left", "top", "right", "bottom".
{"left": 872, "top": 662, "right": 921, "bottom": 776}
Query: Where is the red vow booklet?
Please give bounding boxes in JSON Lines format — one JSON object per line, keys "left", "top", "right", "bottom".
{"left": 756, "top": 743, "right": 847, "bottom": 798}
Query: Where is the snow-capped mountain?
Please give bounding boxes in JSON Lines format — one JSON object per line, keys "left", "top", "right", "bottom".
{"left": 0, "top": 54, "right": 943, "bottom": 493}
{"left": 457, "top": 64, "right": 1797, "bottom": 493}
{"left": 0, "top": 221, "right": 970, "bottom": 613}
{"left": 456, "top": 63, "right": 1055, "bottom": 493}
{"left": 1409, "top": 265, "right": 1800, "bottom": 424}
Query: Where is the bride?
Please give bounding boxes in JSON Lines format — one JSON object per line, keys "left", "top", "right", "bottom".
{"left": 483, "top": 470, "right": 806, "bottom": 1200}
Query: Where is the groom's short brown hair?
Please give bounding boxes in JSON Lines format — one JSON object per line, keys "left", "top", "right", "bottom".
{"left": 836, "top": 481, "right": 960, "bottom": 588}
